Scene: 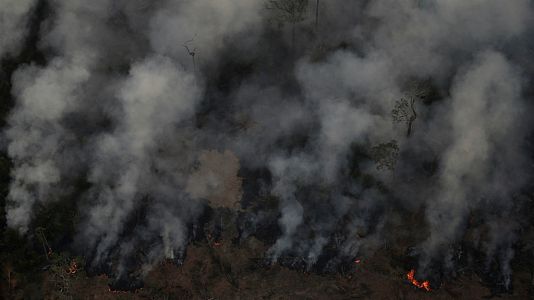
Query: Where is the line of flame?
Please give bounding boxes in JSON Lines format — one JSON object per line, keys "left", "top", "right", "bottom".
{"left": 406, "top": 269, "right": 431, "bottom": 291}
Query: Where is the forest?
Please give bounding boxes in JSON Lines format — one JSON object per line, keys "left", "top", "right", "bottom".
{"left": 1, "top": 0, "right": 534, "bottom": 299}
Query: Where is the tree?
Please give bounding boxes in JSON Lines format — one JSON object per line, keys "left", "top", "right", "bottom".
{"left": 47, "top": 253, "right": 82, "bottom": 300}
{"left": 392, "top": 97, "right": 417, "bottom": 137}
{"left": 266, "top": 0, "right": 309, "bottom": 48}
{"left": 35, "top": 227, "right": 52, "bottom": 261}
{"left": 186, "top": 150, "right": 242, "bottom": 210}
{"left": 370, "top": 140, "right": 399, "bottom": 171}
{"left": 392, "top": 82, "right": 429, "bottom": 137}
{"left": 315, "top": 0, "right": 319, "bottom": 31}
{"left": 183, "top": 38, "right": 197, "bottom": 73}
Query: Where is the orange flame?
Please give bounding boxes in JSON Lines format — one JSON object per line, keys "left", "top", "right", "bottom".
{"left": 207, "top": 233, "right": 222, "bottom": 247}
{"left": 406, "top": 269, "right": 431, "bottom": 291}
{"left": 66, "top": 260, "right": 78, "bottom": 274}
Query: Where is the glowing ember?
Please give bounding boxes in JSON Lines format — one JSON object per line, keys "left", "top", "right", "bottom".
{"left": 207, "top": 233, "right": 222, "bottom": 247}
{"left": 406, "top": 269, "right": 431, "bottom": 291}
{"left": 66, "top": 260, "right": 78, "bottom": 274}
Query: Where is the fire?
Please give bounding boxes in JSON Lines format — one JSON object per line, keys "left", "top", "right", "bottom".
{"left": 66, "top": 260, "right": 78, "bottom": 274}
{"left": 207, "top": 233, "right": 222, "bottom": 248}
{"left": 406, "top": 269, "right": 431, "bottom": 291}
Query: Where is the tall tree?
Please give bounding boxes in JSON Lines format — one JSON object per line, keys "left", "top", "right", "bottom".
{"left": 267, "top": 0, "right": 309, "bottom": 48}
{"left": 315, "top": 0, "right": 319, "bottom": 30}
{"left": 392, "top": 97, "right": 417, "bottom": 137}
{"left": 392, "top": 82, "right": 429, "bottom": 137}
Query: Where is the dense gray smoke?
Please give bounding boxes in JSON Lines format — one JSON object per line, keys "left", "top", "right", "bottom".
{"left": 2, "top": 0, "right": 533, "bottom": 287}
{"left": 6, "top": 57, "right": 90, "bottom": 233}
{"left": 81, "top": 55, "right": 201, "bottom": 272}
{"left": 0, "top": 0, "right": 37, "bottom": 58}
{"left": 415, "top": 51, "right": 529, "bottom": 289}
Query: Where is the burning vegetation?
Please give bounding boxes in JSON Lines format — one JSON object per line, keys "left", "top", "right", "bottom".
{"left": 1, "top": 0, "right": 534, "bottom": 299}
{"left": 406, "top": 269, "right": 431, "bottom": 292}
{"left": 66, "top": 260, "right": 78, "bottom": 275}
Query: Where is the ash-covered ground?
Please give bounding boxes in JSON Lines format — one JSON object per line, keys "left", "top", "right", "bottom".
{"left": 2, "top": 1, "right": 534, "bottom": 299}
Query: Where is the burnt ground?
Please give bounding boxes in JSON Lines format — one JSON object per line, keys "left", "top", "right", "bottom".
{"left": 2, "top": 204, "right": 534, "bottom": 300}
{"left": 3, "top": 237, "right": 532, "bottom": 299}
{"left": 1, "top": 148, "right": 534, "bottom": 299}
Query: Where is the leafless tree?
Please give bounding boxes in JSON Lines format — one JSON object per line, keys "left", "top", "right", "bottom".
{"left": 315, "top": 0, "right": 319, "bottom": 30}
{"left": 392, "top": 82, "right": 429, "bottom": 137}
{"left": 392, "top": 97, "right": 417, "bottom": 137}
{"left": 266, "top": 0, "right": 309, "bottom": 48}
{"left": 35, "top": 227, "right": 52, "bottom": 261}
{"left": 183, "top": 37, "right": 197, "bottom": 72}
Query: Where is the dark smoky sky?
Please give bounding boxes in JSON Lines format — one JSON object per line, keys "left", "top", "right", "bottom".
{"left": 2, "top": 0, "right": 534, "bottom": 285}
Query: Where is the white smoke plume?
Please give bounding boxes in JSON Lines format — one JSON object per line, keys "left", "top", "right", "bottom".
{"left": 2, "top": 0, "right": 534, "bottom": 287}
{"left": 6, "top": 57, "right": 90, "bottom": 233}
{"left": 421, "top": 51, "right": 528, "bottom": 280}
{"left": 80, "top": 55, "right": 201, "bottom": 267}
{"left": 0, "top": 0, "right": 37, "bottom": 58}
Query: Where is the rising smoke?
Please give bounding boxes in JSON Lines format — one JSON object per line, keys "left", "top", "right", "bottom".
{"left": 1, "top": 0, "right": 533, "bottom": 288}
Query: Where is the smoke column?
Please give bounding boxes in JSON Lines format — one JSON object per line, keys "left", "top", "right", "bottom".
{"left": 1, "top": 0, "right": 533, "bottom": 286}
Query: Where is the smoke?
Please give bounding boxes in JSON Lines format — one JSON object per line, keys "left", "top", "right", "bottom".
{"left": 2, "top": 0, "right": 534, "bottom": 287}
{"left": 80, "top": 55, "right": 201, "bottom": 269}
{"left": 149, "top": 0, "right": 264, "bottom": 65}
{"left": 4, "top": 0, "right": 264, "bottom": 275}
{"left": 420, "top": 49, "right": 527, "bottom": 268}
{"left": 0, "top": 0, "right": 37, "bottom": 58}
{"left": 6, "top": 57, "right": 90, "bottom": 233}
